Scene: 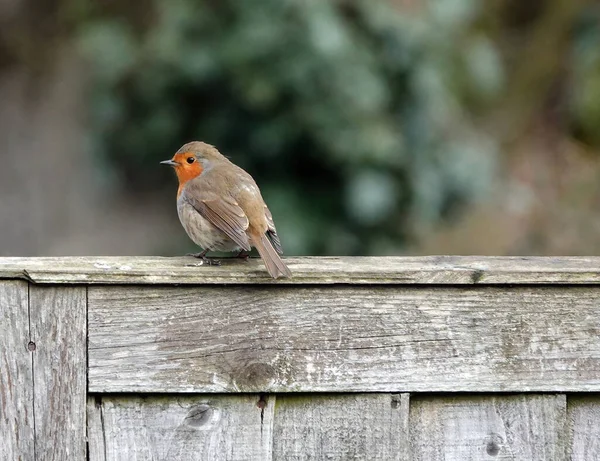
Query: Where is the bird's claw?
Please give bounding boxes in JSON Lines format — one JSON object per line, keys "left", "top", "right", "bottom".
{"left": 185, "top": 252, "right": 220, "bottom": 266}
{"left": 201, "top": 257, "right": 221, "bottom": 266}
{"left": 185, "top": 258, "right": 221, "bottom": 267}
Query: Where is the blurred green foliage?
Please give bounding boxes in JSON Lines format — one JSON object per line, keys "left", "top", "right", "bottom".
{"left": 572, "top": 5, "right": 600, "bottom": 147}
{"left": 80, "top": 0, "right": 504, "bottom": 255}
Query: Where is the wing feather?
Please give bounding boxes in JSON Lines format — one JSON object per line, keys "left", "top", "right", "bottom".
{"left": 182, "top": 189, "right": 251, "bottom": 251}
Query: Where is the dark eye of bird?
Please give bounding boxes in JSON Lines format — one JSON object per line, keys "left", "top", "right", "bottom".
{"left": 186, "top": 157, "right": 195, "bottom": 164}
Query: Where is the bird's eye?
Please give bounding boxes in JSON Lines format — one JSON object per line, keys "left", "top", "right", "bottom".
{"left": 186, "top": 157, "right": 195, "bottom": 164}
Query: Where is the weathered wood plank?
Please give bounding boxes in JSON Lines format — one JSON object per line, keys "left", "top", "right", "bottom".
{"left": 87, "top": 397, "right": 107, "bottom": 461}
{"left": 88, "top": 285, "right": 600, "bottom": 393}
{"left": 397, "top": 393, "right": 411, "bottom": 461}
{"left": 409, "top": 394, "right": 567, "bottom": 461}
{"left": 568, "top": 396, "right": 600, "bottom": 460}
{"left": 272, "top": 393, "right": 409, "bottom": 461}
{"left": 29, "top": 286, "right": 87, "bottom": 460}
{"left": 87, "top": 395, "right": 273, "bottom": 461}
{"left": 1, "top": 256, "right": 599, "bottom": 284}
{"left": 0, "top": 281, "right": 34, "bottom": 460}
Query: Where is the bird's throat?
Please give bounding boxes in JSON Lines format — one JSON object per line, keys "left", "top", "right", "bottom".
{"left": 175, "top": 163, "right": 203, "bottom": 197}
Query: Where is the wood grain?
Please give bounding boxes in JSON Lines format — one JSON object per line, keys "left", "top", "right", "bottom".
{"left": 409, "top": 394, "right": 567, "bottom": 461}
{"left": 88, "top": 285, "right": 600, "bottom": 393}
{"left": 29, "top": 286, "right": 87, "bottom": 460}
{"left": 0, "top": 281, "right": 34, "bottom": 461}
{"left": 272, "top": 393, "right": 409, "bottom": 461}
{"left": 87, "top": 395, "right": 273, "bottom": 461}
{"left": 1, "top": 256, "right": 600, "bottom": 284}
{"left": 87, "top": 397, "right": 107, "bottom": 461}
{"left": 568, "top": 395, "right": 600, "bottom": 460}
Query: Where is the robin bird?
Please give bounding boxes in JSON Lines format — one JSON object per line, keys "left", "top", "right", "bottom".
{"left": 161, "top": 141, "right": 292, "bottom": 279}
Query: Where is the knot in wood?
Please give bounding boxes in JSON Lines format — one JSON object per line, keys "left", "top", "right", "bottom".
{"left": 234, "top": 363, "right": 276, "bottom": 390}
{"left": 485, "top": 432, "right": 503, "bottom": 456}
{"left": 184, "top": 404, "right": 214, "bottom": 427}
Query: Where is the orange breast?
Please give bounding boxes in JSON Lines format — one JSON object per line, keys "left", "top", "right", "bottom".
{"left": 174, "top": 159, "right": 203, "bottom": 198}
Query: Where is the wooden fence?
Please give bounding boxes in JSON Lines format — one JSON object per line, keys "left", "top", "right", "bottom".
{"left": 2, "top": 256, "right": 600, "bottom": 460}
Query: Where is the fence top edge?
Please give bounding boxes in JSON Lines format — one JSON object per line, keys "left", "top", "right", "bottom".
{"left": 0, "top": 256, "right": 599, "bottom": 285}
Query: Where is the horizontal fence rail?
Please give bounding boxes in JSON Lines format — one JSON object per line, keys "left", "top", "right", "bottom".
{"left": 2, "top": 256, "right": 600, "bottom": 460}
{"left": 2, "top": 255, "right": 600, "bottom": 284}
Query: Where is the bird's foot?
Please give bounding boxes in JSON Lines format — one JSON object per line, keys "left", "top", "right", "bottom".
{"left": 186, "top": 257, "right": 221, "bottom": 267}
{"left": 186, "top": 251, "right": 221, "bottom": 266}
{"left": 235, "top": 250, "right": 250, "bottom": 261}
{"left": 200, "top": 257, "right": 221, "bottom": 266}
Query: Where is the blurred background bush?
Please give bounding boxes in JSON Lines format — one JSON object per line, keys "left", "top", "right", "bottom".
{"left": 1, "top": 0, "right": 599, "bottom": 257}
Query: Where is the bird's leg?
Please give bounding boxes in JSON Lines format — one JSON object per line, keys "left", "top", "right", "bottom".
{"left": 186, "top": 249, "right": 221, "bottom": 266}
{"left": 186, "top": 248, "right": 209, "bottom": 258}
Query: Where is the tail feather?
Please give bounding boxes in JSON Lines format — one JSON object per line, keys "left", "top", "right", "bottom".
{"left": 266, "top": 229, "right": 283, "bottom": 255}
{"left": 253, "top": 233, "right": 292, "bottom": 279}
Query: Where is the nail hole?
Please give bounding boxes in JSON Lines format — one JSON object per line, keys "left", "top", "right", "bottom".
{"left": 257, "top": 395, "right": 267, "bottom": 410}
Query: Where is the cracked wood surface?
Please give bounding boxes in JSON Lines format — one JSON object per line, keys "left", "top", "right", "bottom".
{"left": 88, "top": 285, "right": 600, "bottom": 393}
{"left": 87, "top": 395, "right": 274, "bottom": 461}
{"left": 87, "top": 393, "right": 599, "bottom": 460}
{"left": 87, "top": 393, "right": 409, "bottom": 461}
{"left": 1, "top": 256, "right": 600, "bottom": 284}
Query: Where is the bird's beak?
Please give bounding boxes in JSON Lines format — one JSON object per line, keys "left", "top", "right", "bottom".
{"left": 160, "top": 159, "right": 179, "bottom": 167}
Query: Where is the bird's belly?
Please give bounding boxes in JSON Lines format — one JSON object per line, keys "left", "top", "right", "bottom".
{"left": 177, "top": 202, "right": 240, "bottom": 252}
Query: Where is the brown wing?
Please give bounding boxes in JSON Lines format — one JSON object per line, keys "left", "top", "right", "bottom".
{"left": 181, "top": 189, "right": 251, "bottom": 251}
{"left": 264, "top": 205, "right": 284, "bottom": 255}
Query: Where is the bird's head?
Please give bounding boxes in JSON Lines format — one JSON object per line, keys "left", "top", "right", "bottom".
{"left": 161, "top": 141, "right": 225, "bottom": 184}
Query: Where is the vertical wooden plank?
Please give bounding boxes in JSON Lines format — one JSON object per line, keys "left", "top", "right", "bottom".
{"left": 568, "top": 395, "right": 600, "bottom": 460}
{"left": 410, "top": 394, "right": 567, "bottom": 461}
{"left": 87, "top": 397, "right": 107, "bottom": 461}
{"left": 30, "top": 286, "right": 87, "bottom": 460}
{"left": 87, "top": 395, "right": 273, "bottom": 461}
{"left": 272, "top": 393, "right": 409, "bottom": 461}
{"left": 397, "top": 393, "right": 411, "bottom": 461}
{"left": 0, "top": 280, "right": 34, "bottom": 460}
